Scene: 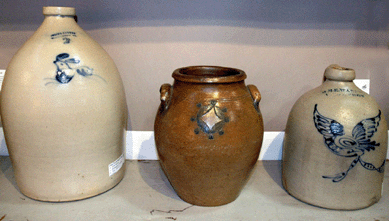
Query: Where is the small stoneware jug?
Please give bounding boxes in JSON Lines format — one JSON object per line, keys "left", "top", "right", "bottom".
{"left": 0, "top": 7, "right": 128, "bottom": 201}
{"left": 282, "top": 64, "right": 388, "bottom": 210}
{"left": 154, "top": 66, "right": 264, "bottom": 206}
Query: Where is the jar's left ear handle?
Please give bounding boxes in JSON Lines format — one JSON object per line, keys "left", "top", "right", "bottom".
{"left": 159, "top": 83, "right": 173, "bottom": 112}
{"left": 247, "top": 84, "right": 261, "bottom": 113}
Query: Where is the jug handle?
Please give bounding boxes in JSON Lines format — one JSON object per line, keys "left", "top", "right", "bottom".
{"left": 247, "top": 85, "right": 261, "bottom": 113}
{"left": 159, "top": 83, "right": 172, "bottom": 112}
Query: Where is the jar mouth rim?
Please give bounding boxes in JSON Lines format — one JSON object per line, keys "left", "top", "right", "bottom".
{"left": 43, "top": 6, "right": 76, "bottom": 16}
{"left": 172, "top": 66, "right": 247, "bottom": 83}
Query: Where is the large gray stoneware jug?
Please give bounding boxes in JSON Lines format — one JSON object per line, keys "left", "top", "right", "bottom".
{"left": 282, "top": 64, "right": 387, "bottom": 210}
{"left": 0, "top": 6, "right": 128, "bottom": 201}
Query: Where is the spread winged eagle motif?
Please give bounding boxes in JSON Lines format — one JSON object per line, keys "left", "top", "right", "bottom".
{"left": 313, "top": 104, "right": 385, "bottom": 182}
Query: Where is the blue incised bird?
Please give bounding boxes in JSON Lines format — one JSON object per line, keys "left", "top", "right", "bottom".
{"left": 313, "top": 104, "right": 385, "bottom": 182}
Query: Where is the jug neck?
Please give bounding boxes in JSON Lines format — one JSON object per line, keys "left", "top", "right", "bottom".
{"left": 323, "top": 64, "right": 355, "bottom": 83}
{"left": 40, "top": 6, "right": 78, "bottom": 30}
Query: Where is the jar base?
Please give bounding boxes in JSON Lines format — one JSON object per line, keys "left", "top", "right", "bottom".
{"left": 18, "top": 171, "right": 125, "bottom": 202}
{"left": 283, "top": 184, "right": 380, "bottom": 210}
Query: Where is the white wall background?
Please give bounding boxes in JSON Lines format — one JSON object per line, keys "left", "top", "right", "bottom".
{"left": 0, "top": 1, "right": 389, "bottom": 160}
{"left": 1, "top": 0, "right": 389, "bottom": 131}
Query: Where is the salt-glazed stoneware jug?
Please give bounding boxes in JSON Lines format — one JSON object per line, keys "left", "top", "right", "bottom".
{"left": 282, "top": 64, "right": 388, "bottom": 210}
{"left": 154, "top": 66, "right": 264, "bottom": 206}
{"left": 0, "top": 7, "right": 128, "bottom": 201}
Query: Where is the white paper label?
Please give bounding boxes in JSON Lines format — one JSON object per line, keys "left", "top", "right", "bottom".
{"left": 0, "top": 69, "right": 5, "bottom": 90}
{"left": 108, "top": 153, "right": 125, "bottom": 177}
{"left": 353, "top": 79, "right": 370, "bottom": 94}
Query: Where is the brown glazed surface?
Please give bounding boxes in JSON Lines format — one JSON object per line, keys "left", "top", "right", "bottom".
{"left": 154, "top": 66, "right": 264, "bottom": 206}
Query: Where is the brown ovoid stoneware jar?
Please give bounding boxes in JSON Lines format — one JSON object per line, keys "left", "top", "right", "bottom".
{"left": 154, "top": 66, "right": 264, "bottom": 206}
{"left": 0, "top": 7, "right": 127, "bottom": 201}
{"left": 282, "top": 64, "right": 388, "bottom": 210}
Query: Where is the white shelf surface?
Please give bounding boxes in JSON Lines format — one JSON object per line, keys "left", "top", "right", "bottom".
{"left": 0, "top": 157, "right": 388, "bottom": 221}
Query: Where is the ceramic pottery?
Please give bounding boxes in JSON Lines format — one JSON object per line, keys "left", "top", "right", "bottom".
{"left": 154, "top": 66, "right": 264, "bottom": 206}
{"left": 282, "top": 64, "right": 388, "bottom": 210}
{"left": 0, "top": 7, "right": 127, "bottom": 201}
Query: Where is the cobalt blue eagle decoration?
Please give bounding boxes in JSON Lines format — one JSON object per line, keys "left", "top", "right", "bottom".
{"left": 313, "top": 104, "right": 385, "bottom": 182}
{"left": 45, "top": 53, "right": 106, "bottom": 85}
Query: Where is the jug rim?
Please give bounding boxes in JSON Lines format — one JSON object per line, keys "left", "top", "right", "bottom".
{"left": 43, "top": 6, "right": 76, "bottom": 16}
{"left": 324, "top": 64, "right": 355, "bottom": 82}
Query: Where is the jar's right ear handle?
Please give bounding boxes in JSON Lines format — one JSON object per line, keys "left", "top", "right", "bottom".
{"left": 247, "top": 84, "right": 261, "bottom": 113}
{"left": 159, "top": 83, "right": 173, "bottom": 112}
